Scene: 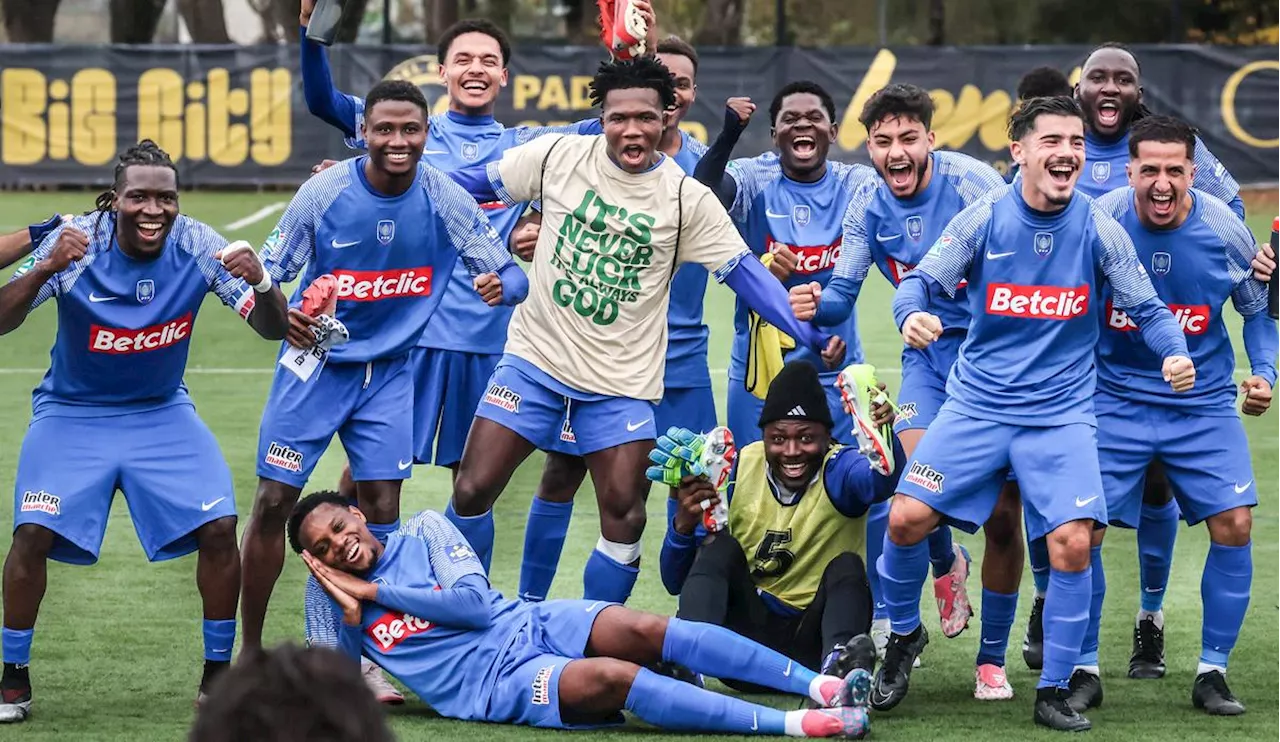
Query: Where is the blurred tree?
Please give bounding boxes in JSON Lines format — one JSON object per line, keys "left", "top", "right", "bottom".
{"left": 178, "top": 0, "right": 230, "bottom": 42}
{"left": 250, "top": 0, "right": 300, "bottom": 43}
{"left": 334, "top": 0, "right": 370, "bottom": 41}
{"left": 111, "top": 0, "right": 166, "bottom": 42}
{"left": 424, "top": 0, "right": 458, "bottom": 39}
{"left": 2, "top": 0, "right": 61, "bottom": 41}
{"left": 693, "top": 0, "right": 745, "bottom": 44}
{"left": 926, "top": 0, "right": 945, "bottom": 45}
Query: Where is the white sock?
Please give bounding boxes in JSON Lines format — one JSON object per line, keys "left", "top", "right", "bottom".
{"left": 1137, "top": 609, "right": 1165, "bottom": 629}
{"left": 1073, "top": 664, "right": 1100, "bottom": 676}
{"left": 1035, "top": 588, "right": 1046, "bottom": 599}
{"left": 807, "top": 674, "right": 840, "bottom": 705}
{"left": 784, "top": 709, "right": 809, "bottom": 736}
{"left": 1197, "top": 662, "right": 1226, "bottom": 676}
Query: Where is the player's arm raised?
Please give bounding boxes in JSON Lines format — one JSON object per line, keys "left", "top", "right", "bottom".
{"left": 0, "top": 224, "right": 86, "bottom": 335}
{"left": 799, "top": 182, "right": 877, "bottom": 325}
{"left": 1094, "top": 214, "right": 1194, "bottom": 392}
{"left": 0, "top": 213, "right": 66, "bottom": 271}
{"left": 893, "top": 199, "right": 990, "bottom": 349}
{"left": 298, "top": 0, "right": 364, "bottom": 144}
{"left": 1223, "top": 219, "right": 1278, "bottom": 415}
{"left": 213, "top": 240, "right": 290, "bottom": 341}
{"left": 693, "top": 99, "right": 755, "bottom": 210}
{"left": 680, "top": 183, "right": 845, "bottom": 368}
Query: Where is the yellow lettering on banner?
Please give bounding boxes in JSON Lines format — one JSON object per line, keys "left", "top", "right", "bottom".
{"left": 538, "top": 76, "right": 570, "bottom": 110}
{"left": 512, "top": 75, "right": 596, "bottom": 112}
{"left": 571, "top": 76, "right": 593, "bottom": 109}
{"left": 138, "top": 67, "right": 292, "bottom": 166}
{"left": 513, "top": 75, "right": 540, "bottom": 109}
{"left": 1221, "top": 60, "right": 1279, "bottom": 149}
{"left": 678, "top": 121, "right": 707, "bottom": 143}
{"left": 2, "top": 69, "right": 116, "bottom": 166}
{"left": 839, "top": 49, "right": 1015, "bottom": 152}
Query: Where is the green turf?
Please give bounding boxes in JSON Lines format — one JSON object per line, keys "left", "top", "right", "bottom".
{"left": 0, "top": 192, "right": 1275, "bottom": 741}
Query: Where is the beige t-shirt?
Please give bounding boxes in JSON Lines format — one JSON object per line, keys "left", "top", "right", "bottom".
{"left": 490, "top": 134, "right": 748, "bottom": 401}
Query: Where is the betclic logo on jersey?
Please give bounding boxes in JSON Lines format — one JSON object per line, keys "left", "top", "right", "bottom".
{"left": 332, "top": 267, "right": 433, "bottom": 301}
{"left": 986, "top": 284, "right": 1089, "bottom": 320}
{"left": 88, "top": 312, "right": 192, "bottom": 354}
{"left": 367, "top": 610, "right": 435, "bottom": 652}
{"left": 765, "top": 235, "right": 840, "bottom": 276}
{"left": 1106, "top": 301, "right": 1209, "bottom": 335}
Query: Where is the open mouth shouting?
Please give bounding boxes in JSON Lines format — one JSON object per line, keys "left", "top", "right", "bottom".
{"left": 885, "top": 160, "right": 915, "bottom": 191}
{"left": 618, "top": 142, "right": 648, "bottom": 168}
{"left": 1095, "top": 99, "right": 1122, "bottom": 130}
{"left": 137, "top": 220, "right": 166, "bottom": 243}
{"left": 1046, "top": 159, "right": 1078, "bottom": 186}
{"left": 1149, "top": 189, "right": 1175, "bottom": 218}
{"left": 791, "top": 134, "right": 818, "bottom": 160}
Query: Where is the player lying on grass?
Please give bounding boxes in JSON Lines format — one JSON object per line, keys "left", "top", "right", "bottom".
{"left": 0, "top": 140, "right": 290, "bottom": 723}
{"left": 656, "top": 361, "right": 901, "bottom": 700}
{"left": 291, "top": 493, "right": 873, "bottom": 738}
{"left": 444, "top": 56, "right": 845, "bottom": 606}
{"left": 1063, "top": 115, "right": 1276, "bottom": 718}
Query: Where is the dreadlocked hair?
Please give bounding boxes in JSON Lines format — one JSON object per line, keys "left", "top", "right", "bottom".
{"left": 589, "top": 56, "right": 677, "bottom": 111}
{"left": 92, "top": 140, "right": 179, "bottom": 237}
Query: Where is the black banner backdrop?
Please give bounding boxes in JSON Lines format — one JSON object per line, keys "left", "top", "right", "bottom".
{"left": 0, "top": 44, "right": 1275, "bottom": 187}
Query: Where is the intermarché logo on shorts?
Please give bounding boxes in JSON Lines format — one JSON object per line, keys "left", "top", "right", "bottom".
{"left": 549, "top": 188, "right": 658, "bottom": 326}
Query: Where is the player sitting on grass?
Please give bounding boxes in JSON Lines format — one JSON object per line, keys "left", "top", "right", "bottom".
{"left": 291, "top": 493, "right": 873, "bottom": 738}
{"left": 656, "top": 360, "right": 901, "bottom": 705}
{"left": 0, "top": 140, "right": 290, "bottom": 722}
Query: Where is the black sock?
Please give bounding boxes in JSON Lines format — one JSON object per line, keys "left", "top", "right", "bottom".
{"left": 201, "top": 660, "right": 230, "bottom": 690}
{"left": 1, "top": 663, "right": 29, "bottom": 690}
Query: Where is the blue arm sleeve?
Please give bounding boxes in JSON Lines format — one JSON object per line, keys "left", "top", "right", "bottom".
{"left": 27, "top": 214, "right": 62, "bottom": 248}
{"left": 723, "top": 256, "right": 829, "bottom": 355}
{"left": 496, "top": 262, "right": 528, "bottom": 306}
{"left": 1242, "top": 312, "right": 1279, "bottom": 388}
{"left": 824, "top": 436, "right": 907, "bottom": 518}
{"left": 374, "top": 573, "right": 492, "bottom": 631}
{"left": 338, "top": 621, "right": 363, "bottom": 661}
{"left": 1124, "top": 297, "right": 1190, "bottom": 360}
{"left": 1228, "top": 194, "right": 1246, "bottom": 221}
{"left": 659, "top": 516, "right": 702, "bottom": 596}
{"left": 693, "top": 107, "right": 746, "bottom": 209}
{"left": 892, "top": 273, "right": 937, "bottom": 330}
{"left": 300, "top": 28, "right": 360, "bottom": 138}
{"left": 814, "top": 276, "right": 860, "bottom": 326}
{"left": 448, "top": 166, "right": 500, "bottom": 203}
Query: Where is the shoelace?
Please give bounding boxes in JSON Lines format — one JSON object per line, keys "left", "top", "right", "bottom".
{"left": 1134, "top": 618, "right": 1163, "bottom": 660}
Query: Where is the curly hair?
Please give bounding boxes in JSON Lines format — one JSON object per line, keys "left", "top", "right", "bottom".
{"left": 589, "top": 56, "right": 677, "bottom": 111}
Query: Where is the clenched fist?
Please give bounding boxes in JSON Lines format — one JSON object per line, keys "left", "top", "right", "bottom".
{"left": 726, "top": 96, "right": 756, "bottom": 125}
{"left": 39, "top": 226, "right": 89, "bottom": 273}
{"left": 1239, "top": 376, "right": 1272, "bottom": 416}
{"left": 789, "top": 281, "right": 821, "bottom": 321}
{"left": 1162, "top": 355, "right": 1196, "bottom": 393}
{"left": 510, "top": 212, "right": 542, "bottom": 262}
{"left": 821, "top": 336, "right": 846, "bottom": 370}
{"left": 768, "top": 244, "right": 798, "bottom": 281}
{"left": 474, "top": 273, "right": 505, "bottom": 306}
{"left": 901, "top": 311, "right": 943, "bottom": 349}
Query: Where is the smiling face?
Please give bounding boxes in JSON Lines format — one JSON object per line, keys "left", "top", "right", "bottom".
{"left": 867, "top": 113, "right": 934, "bottom": 198}
{"left": 1128, "top": 139, "right": 1194, "bottom": 229}
{"left": 114, "top": 165, "right": 179, "bottom": 257}
{"left": 773, "top": 92, "right": 836, "bottom": 181}
{"left": 656, "top": 51, "right": 696, "bottom": 128}
{"left": 1077, "top": 48, "right": 1141, "bottom": 138}
{"left": 439, "top": 31, "right": 508, "bottom": 115}
{"left": 362, "top": 99, "right": 427, "bottom": 179}
{"left": 601, "top": 87, "right": 666, "bottom": 173}
{"left": 762, "top": 420, "right": 829, "bottom": 491}
{"left": 1011, "top": 112, "right": 1085, "bottom": 211}
{"left": 298, "top": 503, "right": 383, "bottom": 574}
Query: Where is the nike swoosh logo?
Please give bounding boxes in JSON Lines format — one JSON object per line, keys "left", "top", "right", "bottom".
{"left": 783, "top": 660, "right": 792, "bottom": 677}
{"left": 872, "top": 687, "right": 893, "bottom": 706}
{"left": 331, "top": 239, "right": 360, "bottom": 249}
{"left": 765, "top": 210, "right": 790, "bottom": 219}
{"left": 584, "top": 601, "right": 603, "bottom": 612}
{"left": 626, "top": 419, "right": 651, "bottom": 433}
{"left": 201, "top": 497, "right": 227, "bottom": 512}
{"left": 397, "top": 459, "right": 413, "bottom": 471}
{"left": 875, "top": 233, "right": 902, "bottom": 242}
{"left": 88, "top": 293, "right": 117, "bottom": 303}
{"left": 751, "top": 711, "right": 758, "bottom": 731}
{"left": 1234, "top": 481, "right": 1252, "bottom": 493}
{"left": 423, "top": 149, "right": 450, "bottom": 155}
{"left": 1144, "top": 587, "right": 1162, "bottom": 593}
{"left": 1075, "top": 495, "right": 1099, "bottom": 508}
{"left": 986, "top": 250, "right": 1016, "bottom": 259}
{"left": 982, "top": 638, "right": 1000, "bottom": 645}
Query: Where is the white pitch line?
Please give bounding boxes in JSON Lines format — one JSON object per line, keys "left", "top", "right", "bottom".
{"left": 224, "top": 202, "right": 286, "bottom": 232}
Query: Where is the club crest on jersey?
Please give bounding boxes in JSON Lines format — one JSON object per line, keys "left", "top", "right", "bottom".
{"left": 136, "top": 279, "right": 155, "bottom": 304}
{"left": 461, "top": 142, "right": 480, "bottom": 161}
{"left": 1151, "top": 251, "right": 1172, "bottom": 275}
{"left": 1033, "top": 232, "right": 1053, "bottom": 257}
{"left": 906, "top": 216, "right": 924, "bottom": 242}
{"left": 1090, "top": 162, "right": 1110, "bottom": 183}
{"left": 792, "top": 204, "right": 811, "bottom": 227}
{"left": 377, "top": 220, "right": 395, "bottom": 245}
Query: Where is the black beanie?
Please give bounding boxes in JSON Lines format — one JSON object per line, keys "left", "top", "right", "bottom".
{"left": 757, "top": 360, "right": 834, "bottom": 429}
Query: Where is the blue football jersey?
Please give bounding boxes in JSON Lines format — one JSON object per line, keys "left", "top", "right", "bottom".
{"left": 262, "top": 158, "right": 513, "bottom": 363}
{"left": 1078, "top": 131, "right": 1244, "bottom": 218}
{"left": 909, "top": 187, "right": 1171, "bottom": 426}
{"left": 14, "top": 214, "right": 255, "bottom": 418}
{"left": 323, "top": 512, "right": 533, "bottom": 722}
{"left": 835, "top": 151, "right": 1006, "bottom": 372}
{"left": 726, "top": 154, "right": 874, "bottom": 379}
{"left": 1095, "top": 188, "right": 1274, "bottom": 413}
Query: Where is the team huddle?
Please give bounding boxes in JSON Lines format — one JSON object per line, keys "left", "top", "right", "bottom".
{"left": 0, "top": 0, "right": 1274, "bottom": 738}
